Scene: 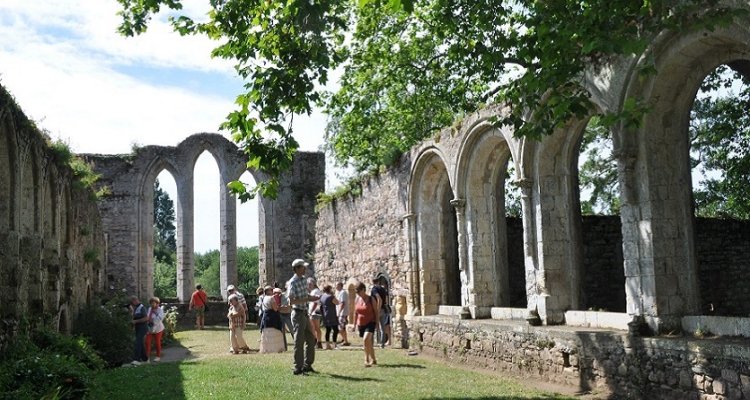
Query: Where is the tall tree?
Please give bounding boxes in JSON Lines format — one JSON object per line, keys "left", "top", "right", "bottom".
{"left": 116, "top": 0, "right": 741, "bottom": 194}
{"left": 153, "top": 179, "right": 177, "bottom": 298}
{"left": 691, "top": 67, "right": 750, "bottom": 219}
{"left": 153, "top": 179, "right": 176, "bottom": 263}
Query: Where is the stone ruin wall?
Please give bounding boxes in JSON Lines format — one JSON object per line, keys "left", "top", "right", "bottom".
{"left": 313, "top": 161, "right": 750, "bottom": 398}
{"left": 314, "top": 169, "right": 750, "bottom": 316}
{"left": 0, "top": 85, "right": 106, "bottom": 351}
{"left": 85, "top": 137, "right": 324, "bottom": 302}
{"left": 414, "top": 316, "right": 750, "bottom": 400}
{"left": 312, "top": 157, "right": 411, "bottom": 293}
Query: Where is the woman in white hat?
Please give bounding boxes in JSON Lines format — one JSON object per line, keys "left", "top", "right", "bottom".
{"left": 259, "top": 286, "right": 285, "bottom": 353}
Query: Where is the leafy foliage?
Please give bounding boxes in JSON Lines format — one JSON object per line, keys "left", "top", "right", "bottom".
{"left": 578, "top": 117, "right": 620, "bottom": 215}
{"left": 153, "top": 179, "right": 176, "bottom": 263}
{"left": 578, "top": 66, "right": 750, "bottom": 218}
{"left": 73, "top": 295, "right": 133, "bottom": 368}
{"left": 154, "top": 260, "right": 177, "bottom": 299}
{"left": 0, "top": 325, "right": 104, "bottom": 400}
{"left": 115, "top": 0, "right": 742, "bottom": 193}
{"left": 691, "top": 66, "right": 750, "bottom": 219}
{"left": 162, "top": 305, "right": 180, "bottom": 343}
{"left": 194, "top": 246, "right": 259, "bottom": 296}
{"left": 153, "top": 179, "right": 177, "bottom": 298}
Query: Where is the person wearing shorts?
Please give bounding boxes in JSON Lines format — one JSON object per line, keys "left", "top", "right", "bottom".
{"left": 188, "top": 284, "right": 208, "bottom": 329}
{"left": 308, "top": 278, "right": 323, "bottom": 349}
{"left": 335, "top": 282, "right": 350, "bottom": 346}
{"left": 354, "top": 282, "right": 377, "bottom": 367}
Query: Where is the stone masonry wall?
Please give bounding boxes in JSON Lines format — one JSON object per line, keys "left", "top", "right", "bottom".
{"left": 412, "top": 316, "right": 750, "bottom": 400}
{"left": 581, "top": 216, "right": 626, "bottom": 313}
{"left": 314, "top": 164, "right": 750, "bottom": 319}
{"left": 0, "top": 85, "right": 106, "bottom": 351}
{"left": 313, "top": 156, "right": 411, "bottom": 293}
{"left": 695, "top": 218, "right": 750, "bottom": 317}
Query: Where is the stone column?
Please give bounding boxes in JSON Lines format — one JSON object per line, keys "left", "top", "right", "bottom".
{"left": 219, "top": 175, "right": 238, "bottom": 300}
{"left": 449, "top": 198, "right": 472, "bottom": 317}
{"left": 175, "top": 173, "right": 195, "bottom": 302}
{"left": 402, "top": 213, "right": 419, "bottom": 315}
{"left": 515, "top": 178, "right": 540, "bottom": 310}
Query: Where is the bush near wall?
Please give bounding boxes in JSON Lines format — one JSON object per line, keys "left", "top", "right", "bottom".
{"left": 73, "top": 294, "right": 134, "bottom": 368}
{"left": 0, "top": 324, "right": 105, "bottom": 400}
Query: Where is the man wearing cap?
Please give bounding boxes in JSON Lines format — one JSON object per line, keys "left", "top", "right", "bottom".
{"left": 288, "top": 258, "right": 320, "bottom": 375}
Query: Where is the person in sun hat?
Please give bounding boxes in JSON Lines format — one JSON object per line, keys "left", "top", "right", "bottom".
{"left": 287, "top": 258, "right": 320, "bottom": 375}
{"left": 227, "top": 294, "right": 251, "bottom": 354}
{"left": 259, "top": 286, "right": 285, "bottom": 353}
{"left": 226, "top": 284, "right": 248, "bottom": 318}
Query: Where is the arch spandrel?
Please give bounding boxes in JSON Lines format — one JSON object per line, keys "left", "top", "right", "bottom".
{"left": 407, "top": 146, "right": 452, "bottom": 214}
{"left": 174, "top": 133, "right": 262, "bottom": 184}
{"left": 453, "top": 118, "right": 516, "bottom": 199}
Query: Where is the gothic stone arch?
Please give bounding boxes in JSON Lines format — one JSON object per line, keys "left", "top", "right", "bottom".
{"left": 84, "top": 133, "right": 324, "bottom": 302}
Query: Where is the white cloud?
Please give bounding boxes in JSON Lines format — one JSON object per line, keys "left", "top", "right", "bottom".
{"left": 0, "top": 0, "right": 349, "bottom": 252}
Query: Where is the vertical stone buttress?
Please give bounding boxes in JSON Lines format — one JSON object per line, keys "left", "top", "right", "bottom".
{"left": 219, "top": 174, "right": 238, "bottom": 300}
{"left": 175, "top": 172, "right": 195, "bottom": 302}
{"left": 449, "top": 198, "right": 471, "bottom": 310}
{"left": 403, "top": 213, "right": 419, "bottom": 316}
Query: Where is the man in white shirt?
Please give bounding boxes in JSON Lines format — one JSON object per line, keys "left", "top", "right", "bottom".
{"left": 335, "top": 282, "right": 350, "bottom": 346}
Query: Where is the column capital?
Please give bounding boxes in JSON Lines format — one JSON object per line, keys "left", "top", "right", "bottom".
{"left": 512, "top": 178, "right": 533, "bottom": 197}
{"left": 512, "top": 178, "right": 533, "bottom": 190}
{"left": 449, "top": 198, "right": 466, "bottom": 208}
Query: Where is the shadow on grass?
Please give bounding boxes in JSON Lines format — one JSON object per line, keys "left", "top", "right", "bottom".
{"left": 419, "top": 397, "right": 569, "bottom": 400}
{"left": 324, "top": 372, "right": 384, "bottom": 382}
{"left": 90, "top": 360, "right": 187, "bottom": 400}
{"left": 376, "top": 363, "right": 426, "bottom": 369}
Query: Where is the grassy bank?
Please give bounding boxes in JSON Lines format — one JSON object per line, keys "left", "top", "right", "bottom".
{"left": 89, "top": 326, "right": 577, "bottom": 400}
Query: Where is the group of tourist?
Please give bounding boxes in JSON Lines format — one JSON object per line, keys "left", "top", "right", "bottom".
{"left": 129, "top": 295, "right": 166, "bottom": 365}
{"left": 287, "top": 258, "right": 393, "bottom": 375}
{"left": 128, "top": 258, "right": 393, "bottom": 374}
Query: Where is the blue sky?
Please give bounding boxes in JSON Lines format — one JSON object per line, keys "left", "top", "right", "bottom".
{"left": 0, "top": 0, "right": 334, "bottom": 251}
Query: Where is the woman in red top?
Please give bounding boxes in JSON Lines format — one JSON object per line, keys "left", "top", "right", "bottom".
{"left": 354, "top": 282, "right": 377, "bottom": 367}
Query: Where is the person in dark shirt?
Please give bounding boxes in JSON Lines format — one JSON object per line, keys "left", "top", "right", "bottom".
{"left": 129, "top": 295, "right": 149, "bottom": 365}
{"left": 370, "top": 275, "right": 391, "bottom": 348}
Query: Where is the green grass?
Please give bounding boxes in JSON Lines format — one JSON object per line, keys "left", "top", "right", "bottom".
{"left": 89, "top": 326, "right": 577, "bottom": 400}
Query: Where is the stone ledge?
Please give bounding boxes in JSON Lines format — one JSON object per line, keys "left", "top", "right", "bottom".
{"left": 565, "top": 310, "right": 631, "bottom": 330}
{"left": 490, "top": 307, "right": 528, "bottom": 320}
{"left": 682, "top": 315, "right": 750, "bottom": 338}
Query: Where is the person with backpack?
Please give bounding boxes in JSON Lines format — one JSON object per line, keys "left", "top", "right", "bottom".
{"left": 371, "top": 275, "right": 392, "bottom": 348}
{"left": 188, "top": 284, "right": 208, "bottom": 330}
{"left": 354, "top": 282, "right": 377, "bottom": 367}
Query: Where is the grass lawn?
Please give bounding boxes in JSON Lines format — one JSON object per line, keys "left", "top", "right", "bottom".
{"left": 89, "top": 326, "right": 578, "bottom": 400}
